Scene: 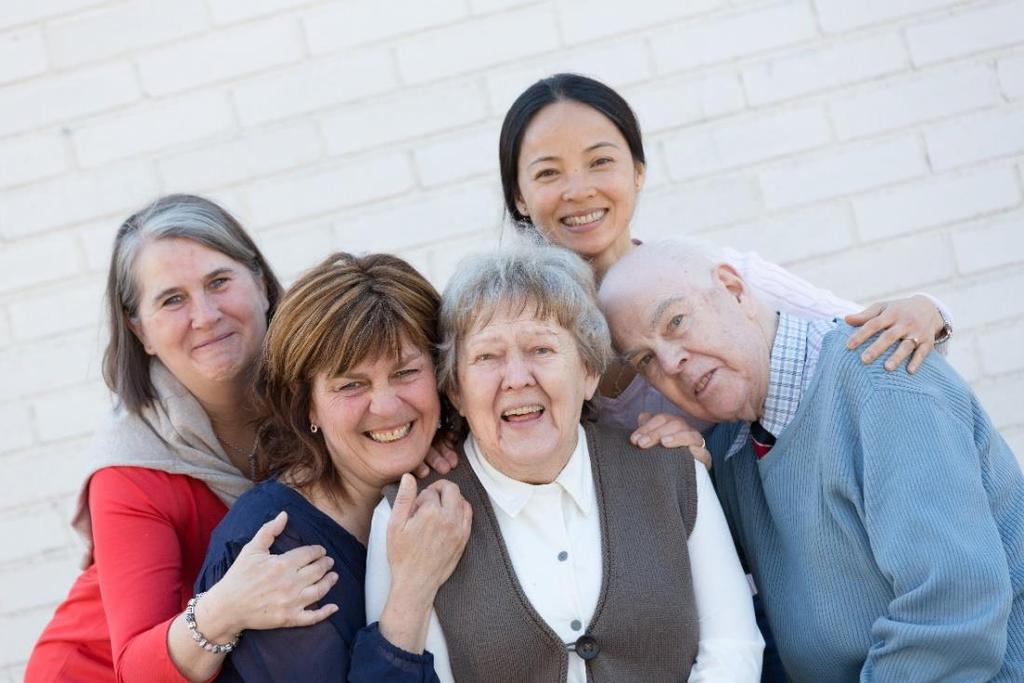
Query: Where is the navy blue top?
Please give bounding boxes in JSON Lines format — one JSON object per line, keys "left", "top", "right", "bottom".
{"left": 196, "top": 479, "right": 439, "bottom": 682}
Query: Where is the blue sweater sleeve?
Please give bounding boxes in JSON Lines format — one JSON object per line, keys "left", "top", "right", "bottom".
{"left": 859, "top": 389, "right": 1012, "bottom": 681}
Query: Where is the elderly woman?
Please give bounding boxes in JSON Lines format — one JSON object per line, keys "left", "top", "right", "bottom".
{"left": 196, "top": 252, "right": 470, "bottom": 681}
{"left": 27, "top": 195, "right": 338, "bottom": 683}
{"left": 367, "top": 243, "right": 764, "bottom": 682}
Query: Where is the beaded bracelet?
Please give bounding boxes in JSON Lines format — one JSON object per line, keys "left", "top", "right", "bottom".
{"left": 185, "top": 592, "right": 241, "bottom": 654}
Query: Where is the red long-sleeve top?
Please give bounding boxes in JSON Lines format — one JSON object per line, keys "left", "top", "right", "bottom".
{"left": 26, "top": 467, "right": 228, "bottom": 682}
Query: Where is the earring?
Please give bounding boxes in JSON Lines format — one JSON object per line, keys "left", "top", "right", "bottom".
{"left": 310, "top": 424, "right": 319, "bottom": 434}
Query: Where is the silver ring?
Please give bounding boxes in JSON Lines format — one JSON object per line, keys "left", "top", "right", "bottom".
{"left": 907, "top": 336, "right": 920, "bottom": 346}
{"left": 698, "top": 437, "right": 706, "bottom": 450}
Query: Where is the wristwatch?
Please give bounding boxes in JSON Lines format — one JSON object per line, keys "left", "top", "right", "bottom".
{"left": 935, "top": 306, "right": 954, "bottom": 345}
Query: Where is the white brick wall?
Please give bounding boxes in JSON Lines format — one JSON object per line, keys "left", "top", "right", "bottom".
{"left": 1000, "top": 53, "right": 1024, "bottom": 98}
{"left": 829, "top": 64, "right": 1000, "bottom": 140}
{"left": 0, "top": 27, "right": 48, "bottom": 85}
{"left": 2, "top": 0, "right": 1022, "bottom": 676}
{"left": 906, "top": 0, "right": 1024, "bottom": 65}
{"left": 137, "top": 17, "right": 305, "bottom": 96}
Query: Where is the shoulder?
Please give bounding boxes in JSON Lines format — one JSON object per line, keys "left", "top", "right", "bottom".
{"left": 90, "top": 465, "right": 179, "bottom": 490}
{"left": 585, "top": 423, "right": 697, "bottom": 487}
{"left": 89, "top": 466, "right": 211, "bottom": 513}
{"left": 197, "top": 481, "right": 294, "bottom": 592}
{"left": 211, "top": 480, "right": 292, "bottom": 542}
{"left": 818, "top": 324, "right": 973, "bottom": 414}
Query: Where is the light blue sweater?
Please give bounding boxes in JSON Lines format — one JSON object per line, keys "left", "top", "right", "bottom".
{"left": 709, "top": 323, "right": 1024, "bottom": 682}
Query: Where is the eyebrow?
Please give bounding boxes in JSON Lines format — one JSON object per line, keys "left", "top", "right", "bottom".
{"left": 648, "top": 295, "right": 687, "bottom": 330}
{"left": 149, "top": 267, "right": 235, "bottom": 305}
{"left": 618, "top": 297, "right": 687, "bottom": 364}
{"left": 525, "top": 141, "right": 621, "bottom": 168}
{"left": 335, "top": 349, "right": 424, "bottom": 380}
{"left": 466, "top": 326, "right": 560, "bottom": 346}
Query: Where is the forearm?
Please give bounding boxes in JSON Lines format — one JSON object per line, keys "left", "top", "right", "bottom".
{"left": 166, "top": 612, "right": 226, "bottom": 683}
{"left": 166, "top": 588, "right": 245, "bottom": 683}
{"left": 723, "top": 246, "right": 860, "bottom": 318}
{"left": 378, "top": 584, "right": 435, "bottom": 654}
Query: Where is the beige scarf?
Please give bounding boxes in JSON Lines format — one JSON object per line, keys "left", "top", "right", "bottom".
{"left": 71, "top": 361, "right": 253, "bottom": 566}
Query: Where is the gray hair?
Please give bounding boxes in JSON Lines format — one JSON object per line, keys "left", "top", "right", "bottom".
{"left": 437, "top": 241, "right": 613, "bottom": 395}
{"left": 103, "top": 194, "right": 283, "bottom": 414}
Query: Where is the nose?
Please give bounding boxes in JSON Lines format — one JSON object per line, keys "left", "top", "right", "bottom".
{"left": 369, "top": 387, "right": 403, "bottom": 416}
{"left": 501, "top": 351, "right": 536, "bottom": 391}
{"left": 561, "top": 168, "right": 596, "bottom": 202}
{"left": 190, "top": 294, "right": 222, "bottom": 329}
{"left": 656, "top": 343, "right": 688, "bottom": 376}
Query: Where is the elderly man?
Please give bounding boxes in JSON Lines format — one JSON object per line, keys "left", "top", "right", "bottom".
{"left": 598, "top": 238, "right": 1024, "bottom": 682}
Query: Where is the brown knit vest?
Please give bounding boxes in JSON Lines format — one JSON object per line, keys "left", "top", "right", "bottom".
{"left": 392, "top": 423, "right": 699, "bottom": 682}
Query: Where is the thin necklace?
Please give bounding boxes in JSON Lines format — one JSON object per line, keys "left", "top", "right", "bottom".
{"left": 220, "top": 435, "right": 259, "bottom": 479}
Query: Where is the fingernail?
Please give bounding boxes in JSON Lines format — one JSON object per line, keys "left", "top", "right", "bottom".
{"left": 638, "top": 436, "right": 649, "bottom": 447}
{"left": 861, "top": 353, "right": 870, "bottom": 363}
{"left": 326, "top": 557, "right": 335, "bottom": 566}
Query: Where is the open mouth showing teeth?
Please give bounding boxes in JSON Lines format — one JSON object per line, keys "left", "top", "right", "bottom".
{"left": 694, "top": 370, "right": 715, "bottom": 396}
{"left": 501, "top": 405, "right": 544, "bottom": 422}
{"left": 366, "top": 422, "right": 412, "bottom": 443}
{"left": 561, "top": 209, "right": 607, "bottom": 226}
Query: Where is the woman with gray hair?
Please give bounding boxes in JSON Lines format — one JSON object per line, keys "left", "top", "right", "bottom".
{"left": 365, "top": 242, "right": 764, "bottom": 681}
{"left": 27, "top": 195, "right": 339, "bottom": 682}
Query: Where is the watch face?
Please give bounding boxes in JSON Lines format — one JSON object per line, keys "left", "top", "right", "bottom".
{"left": 937, "top": 312, "right": 953, "bottom": 343}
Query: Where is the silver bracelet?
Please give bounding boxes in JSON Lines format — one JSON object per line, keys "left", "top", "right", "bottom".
{"left": 185, "top": 592, "right": 241, "bottom": 654}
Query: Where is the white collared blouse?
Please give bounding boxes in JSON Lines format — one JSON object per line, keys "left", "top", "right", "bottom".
{"left": 366, "top": 425, "right": 764, "bottom": 682}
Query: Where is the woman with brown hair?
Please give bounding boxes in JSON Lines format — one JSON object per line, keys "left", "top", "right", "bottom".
{"left": 195, "top": 252, "right": 470, "bottom": 681}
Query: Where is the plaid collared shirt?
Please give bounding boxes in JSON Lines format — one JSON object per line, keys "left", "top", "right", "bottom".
{"left": 726, "top": 313, "right": 836, "bottom": 459}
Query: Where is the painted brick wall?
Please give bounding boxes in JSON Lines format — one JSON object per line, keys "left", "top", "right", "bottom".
{"left": 1, "top": 0, "right": 1022, "bottom": 676}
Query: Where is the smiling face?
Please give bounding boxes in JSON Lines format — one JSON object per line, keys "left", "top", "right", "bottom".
{"left": 515, "top": 100, "right": 645, "bottom": 272}
{"left": 308, "top": 339, "right": 440, "bottom": 489}
{"left": 601, "top": 264, "right": 772, "bottom": 425}
{"left": 129, "top": 237, "right": 269, "bottom": 398}
{"left": 451, "top": 304, "right": 600, "bottom": 484}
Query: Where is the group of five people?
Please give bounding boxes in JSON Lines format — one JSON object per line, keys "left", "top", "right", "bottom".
{"left": 26, "top": 74, "right": 1023, "bottom": 682}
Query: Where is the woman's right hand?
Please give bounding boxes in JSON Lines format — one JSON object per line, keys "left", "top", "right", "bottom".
{"left": 631, "top": 412, "right": 712, "bottom": 469}
{"left": 379, "top": 474, "right": 471, "bottom": 652}
{"left": 197, "top": 511, "right": 339, "bottom": 641}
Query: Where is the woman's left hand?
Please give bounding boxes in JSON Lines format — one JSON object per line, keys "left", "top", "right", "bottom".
{"left": 631, "top": 412, "right": 711, "bottom": 469}
{"left": 845, "top": 294, "right": 944, "bottom": 373}
{"left": 379, "top": 474, "right": 472, "bottom": 653}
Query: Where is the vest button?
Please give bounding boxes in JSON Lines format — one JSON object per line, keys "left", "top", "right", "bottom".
{"left": 574, "top": 635, "right": 599, "bottom": 661}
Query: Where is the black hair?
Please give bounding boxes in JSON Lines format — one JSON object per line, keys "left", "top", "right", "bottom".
{"left": 497, "top": 73, "right": 646, "bottom": 225}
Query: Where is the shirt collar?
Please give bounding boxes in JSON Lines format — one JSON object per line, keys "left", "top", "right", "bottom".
{"left": 464, "top": 424, "right": 594, "bottom": 518}
{"left": 723, "top": 314, "right": 836, "bottom": 461}
{"left": 760, "top": 312, "right": 811, "bottom": 439}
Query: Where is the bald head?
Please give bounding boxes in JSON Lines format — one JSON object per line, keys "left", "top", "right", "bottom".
{"left": 597, "top": 238, "right": 775, "bottom": 425}
{"left": 599, "top": 239, "right": 721, "bottom": 321}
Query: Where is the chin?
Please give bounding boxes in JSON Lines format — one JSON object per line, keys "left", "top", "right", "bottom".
{"left": 200, "top": 361, "right": 249, "bottom": 385}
